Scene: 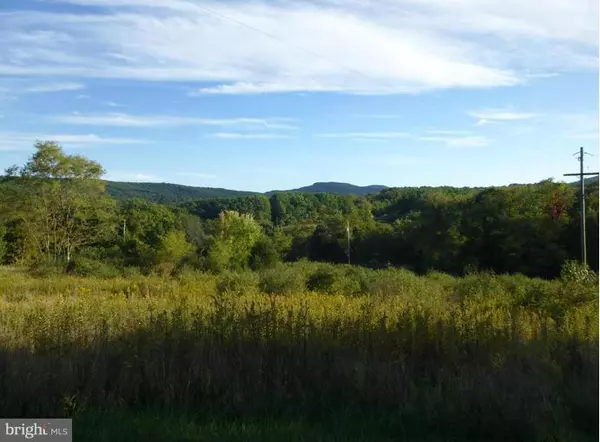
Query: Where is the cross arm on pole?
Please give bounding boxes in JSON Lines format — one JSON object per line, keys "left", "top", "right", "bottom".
{"left": 564, "top": 172, "right": 600, "bottom": 176}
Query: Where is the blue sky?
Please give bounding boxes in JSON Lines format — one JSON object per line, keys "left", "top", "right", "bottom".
{"left": 0, "top": 0, "right": 598, "bottom": 192}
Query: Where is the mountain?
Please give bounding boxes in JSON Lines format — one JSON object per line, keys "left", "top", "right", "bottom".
{"left": 105, "top": 181, "right": 389, "bottom": 204}
{"left": 271, "top": 182, "right": 388, "bottom": 196}
{"left": 106, "top": 181, "right": 256, "bottom": 204}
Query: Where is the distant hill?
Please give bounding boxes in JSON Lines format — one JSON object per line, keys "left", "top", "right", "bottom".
{"left": 105, "top": 181, "right": 389, "bottom": 203}
{"left": 106, "top": 181, "right": 256, "bottom": 204}
{"left": 271, "top": 182, "right": 388, "bottom": 196}
{"left": 569, "top": 176, "right": 599, "bottom": 186}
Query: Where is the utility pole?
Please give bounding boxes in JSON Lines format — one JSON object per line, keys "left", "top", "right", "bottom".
{"left": 563, "top": 147, "right": 599, "bottom": 266}
{"left": 122, "top": 219, "right": 127, "bottom": 240}
{"left": 346, "top": 220, "right": 351, "bottom": 265}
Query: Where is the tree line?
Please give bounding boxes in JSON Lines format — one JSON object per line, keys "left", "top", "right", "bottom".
{"left": 0, "top": 142, "right": 597, "bottom": 278}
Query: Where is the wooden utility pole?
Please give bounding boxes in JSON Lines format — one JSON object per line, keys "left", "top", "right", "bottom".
{"left": 563, "top": 147, "right": 599, "bottom": 266}
{"left": 346, "top": 220, "right": 351, "bottom": 265}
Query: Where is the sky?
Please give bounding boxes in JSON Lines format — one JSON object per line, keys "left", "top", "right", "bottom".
{"left": 0, "top": 0, "right": 598, "bottom": 192}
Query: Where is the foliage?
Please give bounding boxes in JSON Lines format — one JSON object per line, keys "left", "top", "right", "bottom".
{"left": 1, "top": 141, "right": 599, "bottom": 280}
{"left": 156, "top": 230, "right": 195, "bottom": 264}
{"left": 184, "top": 195, "right": 272, "bottom": 225}
{"left": 66, "top": 257, "right": 121, "bottom": 278}
{"left": 216, "top": 270, "right": 260, "bottom": 295}
{"left": 249, "top": 235, "right": 281, "bottom": 270}
{"left": 206, "top": 211, "right": 262, "bottom": 271}
{"left": 0, "top": 224, "right": 6, "bottom": 264}
{"left": 106, "top": 181, "right": 256, "bottom": 204}
{"left": 560, "top": 260, "right": 598, "bottom": 285}
{"left": 258, "top": 263, "right": 306, "bottom": 294}
{"left": 0, "top": 266, "right": 596, "bottom": 441}
{"left": 1, "top": 142, "right": 116, "bottom": 263}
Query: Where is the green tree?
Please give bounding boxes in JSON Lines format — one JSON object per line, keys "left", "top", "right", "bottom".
{"left": 250, "top": 235, "right": 280, "bottom": 270}
{"left": 4, "top": 141, "right": 116, "bottom": 263}
{"left": 153, "top": 230, "right": 195, "bottom": 274}
{"left": 206, "top": 211, "right": 261, "bottom": 271}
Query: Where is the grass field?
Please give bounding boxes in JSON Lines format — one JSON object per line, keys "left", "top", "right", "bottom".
{"left": 0, "top": 264, "right": 597, "bottom": 441}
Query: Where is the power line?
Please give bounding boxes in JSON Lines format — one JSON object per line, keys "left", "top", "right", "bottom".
{"left": 193, "top": 3, "right": 394, "bottom": 90}
{"left": 563, "top": 147, "right": 599, "bottom": 266}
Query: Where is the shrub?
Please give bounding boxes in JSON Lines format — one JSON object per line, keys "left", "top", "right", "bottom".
{"left": 28, "top": 259, "right": 65, "bottom": 277}
{"left": 307, "top": 266, "right": 339, "bottom": 293}
{"left": 560, "top": 260, "right": 597, "bottom": 285}
{"left": 216, "top": 270, "right": 259, "bottom": 295}
{"left": 66, "top": 257, "right": 121, "bottom": 278}
{"left": 306, "top": 264, "right": 365, "bottom": 295}
{"left": 259, "top": 264, "right": 305, "bottom": 295}
{"left": 362, "top": 267, "right": 422, "bottom": 298}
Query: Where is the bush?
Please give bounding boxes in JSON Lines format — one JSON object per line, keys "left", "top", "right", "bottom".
{"left": 216, "top": 270, "right": 259, "bottom": 295}
{"left": 28, "top": 259, "right": 65, "bottom": 277}
{"left": 306, "top": 264, "right": 365, "bottom": 295}
{"left": 66, "top": 257, "right": 121, "bottom": 278}
{"left": 259, "top": 264, "right": 305, "bottom": 295}
{"left": 560, "top": 260, "right": 597, "bottom": 285}
{"left": 362, "top": 267, "right": 423, "bottom": 298}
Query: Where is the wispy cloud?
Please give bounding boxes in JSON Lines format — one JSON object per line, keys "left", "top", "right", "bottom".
{"left": 103, "top": 101, "right": 125, "bottom": 107}
{"left": 316, "top": 131, "right": 489, "bottom": 147}
{"left": 352, "top": 114, "right": 403, "bottom": 119}
{"left": 208, "top": 133, "right": 291, "bottom": 139}
{"left": 318, "top": 132, "right": 411, "bottom": 139}
{"left": 417, "top": 135, "right": 490, "bottom": 148}
{"left": 426, "top": 129, "right": 473, "bottom": 135}
{"left": 24, "top": 82, "right": 85, "bottom": 93}
{"left": 0, "top": 131, "right": 147, "bottom": 151}
{"left": 2, "top": 0, "right": 594, "bottom": 95}
{"left": 54, "top": 113, "right": 297, "bottom": 130}
{"left": 468, "top": 108, "right": 538, "bottom": 125}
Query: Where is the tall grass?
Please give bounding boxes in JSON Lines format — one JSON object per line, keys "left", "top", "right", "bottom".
{"left": 0, "top": 264, "right": 597, "bottom": 441}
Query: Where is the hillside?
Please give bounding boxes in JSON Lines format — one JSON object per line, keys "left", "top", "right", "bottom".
{"left": 105, "top": 181, "right": 388, "bottom": 203}
{"left": 106, "top": 181, "right": 256, "bottom": 204}
{"left": 270, "top": 182, "right": 388, "bottom": 196}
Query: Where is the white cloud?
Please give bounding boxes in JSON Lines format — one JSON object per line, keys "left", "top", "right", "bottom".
{"left": 318, "top": 132, "right": 411, "bottom": 139}
{"left": 0, "top": 131, "right": 147, "bottom": 151}
{"left": 352, "top": 114, "right": 403, "bottom": 119}
{"left": 469, "top": 108, "right": 538, "bottom": 125}
{"left": 104, "top": 171, "right": 160, "bottom": 182}
{"left": 426, "top": 129, "right": 473, "bottom": 135}
{"left": 24, "top": 82, "right": 85, "bottom": 93}
{"left": 54, "top": 113, "right": 297, "bottom": 129}
{"left": 209, "top": 132, "right": 291, "bottom": 139}
{"left": 1, "top": 0, "right": 595, "bottom": 94}
{"left": 76, "top": 94, "right": 90, "bottom": 99}
{"left": 417, "top": 135, "right": 490, "bottom": 147}
{"left": 103, "top": 101, "right": 125, "bottom": 107}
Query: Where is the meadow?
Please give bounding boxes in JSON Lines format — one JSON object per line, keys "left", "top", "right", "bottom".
{"left": 0, "top": 262, "right": 598, "bottom": 441}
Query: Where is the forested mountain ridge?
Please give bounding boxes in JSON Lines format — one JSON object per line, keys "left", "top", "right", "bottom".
{"left": 270, "top": 182, "right": 388, "bottom": 195}
{"left": 105, "top": 181, "right": 387, "bottom": 203}
{"left": 106, "top": 181, "right": 257, "bottom": 203}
